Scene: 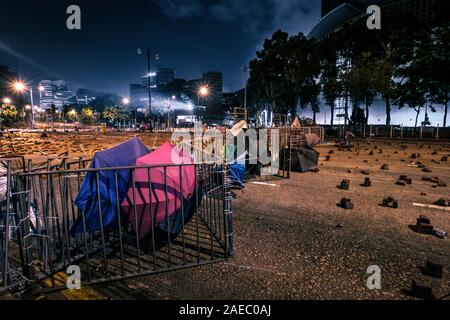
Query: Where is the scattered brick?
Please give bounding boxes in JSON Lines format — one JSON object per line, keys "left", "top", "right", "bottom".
{"left": 441, "top": 156, "right": 448, "bottom": 162}
{"left": 417, "top": 215, "right": 431, "bottom": 225}
{"left": 396, "top": 180, "right": 406, "bottom": 186}
{"left": 382, "top": 197, "right": 398, "bottom": 208}
{"left": 338, "top": 198, "right": 354, "bottom": 210}
{"left": 411, "top": 280, "right": 435, "bottom": 300}
{"left": 360, "top": 170, "right": 370, "bottom": 175}
{"left": 361, "top": 178, "right": 372, "bottom": 187}
{"left": 434, "top": 198, "right": 449, "bottom": 207}
{"left": 380, "top": 164, "right": 389, "bottom": 170}
{"left": 416, "top": 223, "right": 434, "bottom": 234}
{"left": 424, "top": 260, "right": 444, "bottom": 278}
{"left": 399, "top": 176, "right": 412, "bottom": 184}
{"left": 339, "top": 179, "right": 350, "bottom": 190}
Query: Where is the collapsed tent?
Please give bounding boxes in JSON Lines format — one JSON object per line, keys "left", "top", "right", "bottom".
{"left": 71, "top": 137, "right": 150, "bottom": 234}
{"left": 223, "top": 143, "right": 246, "bottom": 187}
{"left": 289, "top": 146, "right": 320, "bottom": 173}
{"left": 0, "top": 161, "right": 7, "bottom": 203}
{"left": 121, "top": 142, "right": 197, "bottom": 239}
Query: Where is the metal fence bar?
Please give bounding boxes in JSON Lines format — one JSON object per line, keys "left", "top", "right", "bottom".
{"left": 0, "top": 159, "right": 232, "bottom": 297}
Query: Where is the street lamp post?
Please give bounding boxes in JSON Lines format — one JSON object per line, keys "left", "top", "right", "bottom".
{"left": 122, "top": 98, "right": 130, "bottom": 129}
{"left": 13, "top": 81, "right": 37, "bottom": 129}
{"left": 137, "top": 45, "right": 158, "bottom": 117}
{"left": 197, "top": 86, "right": 209, "bottom": 121}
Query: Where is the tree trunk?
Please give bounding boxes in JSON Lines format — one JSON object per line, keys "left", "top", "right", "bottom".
{"left": 414, "top": 107, "right": 420, "bottom": 129}
{"left": 444, "top": 101, "right": 448, "bottom": 127}
{"left": 365, "top": 96, "right": 369, "bottom": 125}
{"left": 385, "top": 96, "right": 391, "bottom": 125}
{"left": 330, "top": 105, "right": 334, "bottom": 126}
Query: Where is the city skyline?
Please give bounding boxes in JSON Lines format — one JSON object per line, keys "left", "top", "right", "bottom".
{"left": 0, "top": 0, "right": 321, "bottom": 94}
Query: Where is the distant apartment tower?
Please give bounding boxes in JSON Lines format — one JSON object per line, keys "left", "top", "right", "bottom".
{"left": 141, "top": 67, "right": 175, "bottom": 88}
{"left": 156, "top": 68, "right": 175, "bottom": 86}
{"left": 129, "top": 83, "right": 149, "bottom": 108}
{"left": 39, "top": 80, "right": 76, "bottom": 110}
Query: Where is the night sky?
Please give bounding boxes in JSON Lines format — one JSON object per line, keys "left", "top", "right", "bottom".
{"left": 0, "top": 0, "right": 321, "bottom": 95}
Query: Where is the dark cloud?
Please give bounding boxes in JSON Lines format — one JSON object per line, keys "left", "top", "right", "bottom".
{"left": 156, "top": 0, "right": 320, "bottom": 36}
{"left": 156, "top": 0, "right": 204, "bottom": 19}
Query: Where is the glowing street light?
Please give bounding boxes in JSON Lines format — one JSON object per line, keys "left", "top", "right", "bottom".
{"left": 12, "top": 80, "right": 38, "bottom": 129}
{"left": 122, "top": 98, "right": 130, "bottom": 106}
{"left": 14, "top": 81, "right": 26, "bottom": 92}
{"left": 3, "top": 97, "right": 12, "bottom": 104}
{"left": 199, "top": 86, "right": 209, "bottom": 97}
{"left": 38, "top": 85, "right": 45, "bottom": 92}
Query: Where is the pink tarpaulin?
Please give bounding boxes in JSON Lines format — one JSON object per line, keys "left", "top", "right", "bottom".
{"left": 121, "top": 142, "right": 196, "bottom": 239}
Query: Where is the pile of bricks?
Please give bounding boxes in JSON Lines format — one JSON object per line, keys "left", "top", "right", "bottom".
{"left": 338, "top": 198, "right": 354, "bottom": 210}
{"left": 339, "top": 179, "right": 350, "bottom": 190}
{"left": 411, "top": 260, "right": 445, "bottom": 300}
{"left": 415, "top": 215, "right": 433, "bottom": 235}
{"left": 361, "top": 178, "right": 372, "bottom": 187}
{"left": 411, "top": 280, "right": 435, "bottom": 300}
{"left": 382, "top": 197, "right": 398, "bottom": 208}
{"left": 398, "top": 175, "right": 412, "bottom": 185}
{"left": 423, "top": 177, "right": 448, "bottom": 188}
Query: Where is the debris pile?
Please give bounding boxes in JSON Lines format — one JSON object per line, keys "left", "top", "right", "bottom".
{"left": 415, "top": 215, "right": 433, "bottom": 235}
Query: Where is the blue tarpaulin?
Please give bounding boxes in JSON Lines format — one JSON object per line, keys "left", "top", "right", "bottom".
{"left": 71, "top": 137, "right": 150, "bottom": 234}
{"left": 224, "top": 144, "right": 246, "bottom": 187}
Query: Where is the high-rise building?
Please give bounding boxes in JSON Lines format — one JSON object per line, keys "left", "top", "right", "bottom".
{"left": 140, "top": 68, "right": 176, "bottom": 89}
{"left": 39, "top": 80, "right": 76, "bottom": 110}
{"left": 129, "top": 83, "right": 149, "bottom": 107}
{"left": 156, "top": 68, "right": 175, "bottom": 86}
